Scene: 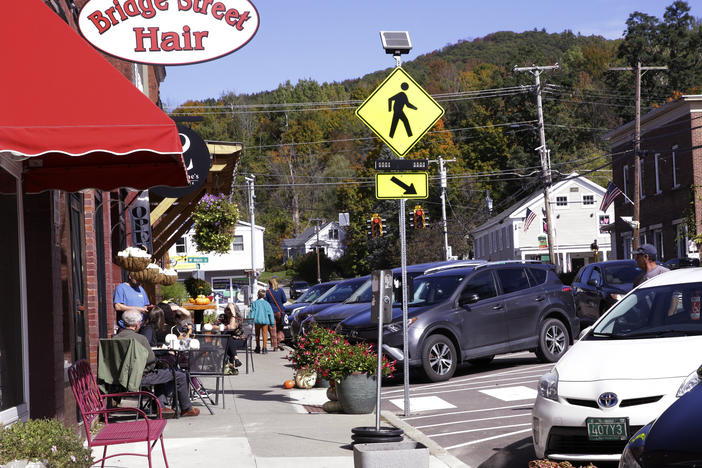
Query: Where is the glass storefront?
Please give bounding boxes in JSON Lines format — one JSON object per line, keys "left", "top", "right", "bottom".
{"left": 0, "top": 165, "right": 26, "bottom": 418}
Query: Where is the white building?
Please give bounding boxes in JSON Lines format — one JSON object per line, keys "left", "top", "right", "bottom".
{"left": 281, "top": 220, "right": 346, "bottom": 261}
{"left": 472, "top": 173, "right": 615, "bottom": 272}
{"left": 168, "top": 220, "right": 265, "bottom": 302}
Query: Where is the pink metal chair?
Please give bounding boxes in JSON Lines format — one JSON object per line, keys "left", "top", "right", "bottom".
{"left": 68, "top": 359, "right": 169, "bottom": 468}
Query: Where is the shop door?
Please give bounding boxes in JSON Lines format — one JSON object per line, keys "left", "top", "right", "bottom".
{"left": 69, "top": 193, "right": 86, "bottom": 361}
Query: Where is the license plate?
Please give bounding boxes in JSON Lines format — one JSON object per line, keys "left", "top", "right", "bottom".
{"left": 586, "top": 417, "right": 629, "bottom": 441}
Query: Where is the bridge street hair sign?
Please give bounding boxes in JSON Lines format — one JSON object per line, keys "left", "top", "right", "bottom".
{"left": 78, "top": 0, "right": 259, "bottom": 65}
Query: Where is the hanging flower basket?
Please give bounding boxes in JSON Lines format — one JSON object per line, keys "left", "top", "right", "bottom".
{"left": 192, "top": 194, "right": 239, "bottom": 255}
{"left": 160, "top": 269, "right": 178, "bottom": 286}
{"left": 115, "top": 246, "right": 151, "bottom": 271}
{"left": 130, "top": 263, "right": 161, "bottom": 284}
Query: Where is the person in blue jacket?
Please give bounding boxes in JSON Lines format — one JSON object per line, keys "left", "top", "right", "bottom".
{"left": 265, "top": 277, "right": 287, "bottom": 351}
{"left": 250, "top": 289, "right": 275, "bottom": 354}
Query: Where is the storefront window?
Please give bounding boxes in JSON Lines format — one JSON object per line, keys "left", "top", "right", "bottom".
{"left": 0, "top": 168, "right": 23, "bottom": 412}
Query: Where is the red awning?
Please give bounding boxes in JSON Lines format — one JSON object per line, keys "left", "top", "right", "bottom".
{"left": 0, "top": 0, "right": 188, "bottom": 193}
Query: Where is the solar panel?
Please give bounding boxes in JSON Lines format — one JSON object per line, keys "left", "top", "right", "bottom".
{"left": 379, "top": 31, "right": 412, "bottom": 55}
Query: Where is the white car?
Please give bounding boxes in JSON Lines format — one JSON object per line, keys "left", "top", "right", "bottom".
{"left": 532, "top": 268, "right": 702, "bottom": 463}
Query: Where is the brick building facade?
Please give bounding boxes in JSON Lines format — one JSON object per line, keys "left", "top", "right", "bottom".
{"left": 605, "top": 95, "right": 702, "bottom": 261}
{"left": 0, "top": 0, "right": 183, "bottom": 427}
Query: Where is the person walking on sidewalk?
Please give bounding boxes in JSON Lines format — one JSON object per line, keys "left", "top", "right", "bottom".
{"left": 251, "top": 289, "right": 275, "bottom": 354}
{"left": 265, "top": 278, "right": 287, "bottom": 351}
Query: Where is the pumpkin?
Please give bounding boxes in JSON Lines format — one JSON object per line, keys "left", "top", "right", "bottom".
{"left": 188, "top": 297, "right": 195, "bottom": 304}
{"left": 283, "top": 379, "right": 295, "bottom": 389}
{"left": 195, "top": 296, "right": 210, "bottom": 305}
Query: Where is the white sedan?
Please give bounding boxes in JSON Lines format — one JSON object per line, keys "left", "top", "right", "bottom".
{"left": 532, "top": 268, "right": 702, "bottom": 463}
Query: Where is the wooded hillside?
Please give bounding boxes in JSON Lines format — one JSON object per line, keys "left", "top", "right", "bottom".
{"left": 171, "top": 1, "right": 702, "bottom": 275}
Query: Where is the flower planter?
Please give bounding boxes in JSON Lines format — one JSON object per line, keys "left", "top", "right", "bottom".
{"left": 336, "top": 373, "right": 376, "bottom": 414}
{"left": 315, "top": 373, "right": 331, "bottom": 388}
{"left": 353, "top": 441, "right": 429, "bottom": 468}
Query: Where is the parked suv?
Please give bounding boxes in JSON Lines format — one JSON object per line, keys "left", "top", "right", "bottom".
{"left": 572, "top": 260, "right": 641, "bottom": 327}
{"left": 289, "top": 280, "right": 310, "bottom": 300}
{"left": 302, "top": 261, "right": 475, "bottom": 334}
{"left": 337, "top": 261, "right": 579, "bottom": 382}
{"left": 281, "top": 280, "right": 339, "bottom": 342}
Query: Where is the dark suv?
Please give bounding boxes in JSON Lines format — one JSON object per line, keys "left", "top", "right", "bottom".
{"left": 289, "top": 280, "right": 310, "bottom": 300}
{"left": 337, "top": 261, "right": 579, "bottom": 382}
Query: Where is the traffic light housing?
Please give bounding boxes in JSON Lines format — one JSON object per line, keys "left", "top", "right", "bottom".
{"left": 413, "top": 205, "right": 426, "bottom": 229}
{"left": 370, "top": 213, "right": 384, "bottom": 237}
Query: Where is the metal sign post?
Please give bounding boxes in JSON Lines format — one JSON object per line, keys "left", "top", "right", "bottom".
{"left": 399, "top": 199, "right": 410, "bottom": 416}
{"left": 371, "top": 269, "right": 393, "bottom": 429}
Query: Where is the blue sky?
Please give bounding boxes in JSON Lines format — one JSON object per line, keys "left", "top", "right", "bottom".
{"left": 159, "top": 1, "right": 695, "bottom": 109}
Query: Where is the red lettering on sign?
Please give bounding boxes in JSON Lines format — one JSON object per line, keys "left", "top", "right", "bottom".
{"left": 133, "top": 27, "right": 161, "bottom": 51}
{"left": 88, "top": 11, "right": 111, "bottom": 34}
{"left": 211, "top": 2, "right": 225, "bottom": 19}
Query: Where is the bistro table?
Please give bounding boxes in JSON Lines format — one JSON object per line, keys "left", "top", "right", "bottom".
{"left": 182, "top": 303, "right": 218, "bottom": 325}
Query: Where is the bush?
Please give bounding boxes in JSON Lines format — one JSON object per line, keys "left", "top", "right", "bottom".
{"left": 160, "top": 281, "right": 189, "bottom": 304}
{"left": 0, "top": 418, "right": 93, "bottom": 467}
{"left": 191, "top": 194, "right": 239, "bottom": 254}
{"left": 183, "top": 277, "right": 212, "bottom": 298}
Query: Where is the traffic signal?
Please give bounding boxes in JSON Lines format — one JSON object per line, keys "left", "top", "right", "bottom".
{"left": 413, "top": 205, "right": 426, "bottom": 229}
{"left": 370, "top": 213, "right": 384, "bottom": 237}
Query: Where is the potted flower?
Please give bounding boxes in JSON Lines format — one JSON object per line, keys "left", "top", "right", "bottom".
{"left": 316, "top": 338, "right": 396, "bottom": 414}
{"left": 0, "top": 418, "right": 94, "bottom": 467}
{"left": 191, "top": 193, "right": 239, "bottom": 254}
{"left": 287, "top": 325, "right": 341, "bottom": 389}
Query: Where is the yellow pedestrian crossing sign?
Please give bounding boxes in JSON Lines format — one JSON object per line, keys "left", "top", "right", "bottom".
{"left": 356, "top": 67, "right": 444, "bottom": 157}
{"left": 375, "top": 173, "right": 428, "bottom": 199}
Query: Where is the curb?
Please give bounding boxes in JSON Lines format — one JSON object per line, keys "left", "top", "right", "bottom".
{"left": 381, "top": 410, "right": 472, "bottom": 468}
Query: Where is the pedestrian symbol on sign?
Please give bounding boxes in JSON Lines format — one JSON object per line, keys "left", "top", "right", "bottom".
{"left": 355, "top": 67, "right": 444, "bottom": 157}
{"left": 388, "top": 82, "right": 417, "bottom": 138}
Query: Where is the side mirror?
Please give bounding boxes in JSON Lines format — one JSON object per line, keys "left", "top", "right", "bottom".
{"left": 587, "top": 278, "right": 599, "bottom": 287}
{"left": 459, "top": 293, "right": 480, "bottom": 307}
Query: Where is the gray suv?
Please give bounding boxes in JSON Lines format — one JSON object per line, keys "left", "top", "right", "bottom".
{"left": 337, "top": 261, "right": 579, "bottom": 382}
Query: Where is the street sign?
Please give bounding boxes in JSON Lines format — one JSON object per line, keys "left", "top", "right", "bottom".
{"left": 356, "top": 67, "right": 444, "bottom": 157}
{"left": 375, "top": 172, "right": 428, "bottom": 199}
{"left": 187, "top": 256, "right": 209, "bottom": 263}
{"left": 374, "top": 159, "right": 428, "bottom": 171}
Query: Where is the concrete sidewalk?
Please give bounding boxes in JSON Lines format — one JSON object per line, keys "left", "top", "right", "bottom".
{"left": 94, "top": 348, "right": 468, "bottom": 468}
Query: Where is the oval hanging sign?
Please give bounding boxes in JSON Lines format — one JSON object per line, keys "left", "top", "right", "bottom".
{"left": 78, "top": 0, "right": 259, "bottom": 65}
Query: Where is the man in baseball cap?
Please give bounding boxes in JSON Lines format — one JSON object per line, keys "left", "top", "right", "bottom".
{"left": 633, "top": 243, "right": 669, "bottom": 287}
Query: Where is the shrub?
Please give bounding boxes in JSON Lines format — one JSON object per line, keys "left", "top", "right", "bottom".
{"left": 160, "top": 281, "right": 189, "bottom": 304}
{"left": 0, "top": 418, "right": 93, "bottom": 467}
{"left": 288, "top": 325, "right": 339, "bottom": 371}
{"left": 183, "top": 277, "right": 212, "bottom": 298}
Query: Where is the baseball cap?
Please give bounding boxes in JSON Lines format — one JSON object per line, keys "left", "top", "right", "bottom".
{"left": 633, "top": 243, "right": 657, "bottom": 257}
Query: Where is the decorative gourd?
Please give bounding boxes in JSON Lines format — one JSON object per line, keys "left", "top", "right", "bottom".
{"left": 283, "top": 380, "right": 295, "bottom": 389}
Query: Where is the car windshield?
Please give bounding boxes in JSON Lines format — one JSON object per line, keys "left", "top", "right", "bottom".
{"left": 409, "top": 275, "right": 464, "bottom": 306}
{"left": 297, "top": 284, "right": 330, "bottom": 303}
{"left": 344, "top": 280, "right": 372, "bottom": 303}
{"left": 314, "top": 280, "right": 364, "bottom": 304}
{"left": 603, "top": 264, "right": 641, "bottom": 285}
{"left": 590, "top": 282, "right": 702, "bottom": 339}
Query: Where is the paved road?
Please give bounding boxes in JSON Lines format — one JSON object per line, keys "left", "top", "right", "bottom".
{"left": 380, "top": 352, "right": 551, "bottom": 468}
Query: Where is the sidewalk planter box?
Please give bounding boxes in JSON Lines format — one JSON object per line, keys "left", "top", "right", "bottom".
{"left": 353, "top": 441, "right": 429, "bottom": 468}
{"left": 336, "top": 373, "right": 376, "bottom": 414}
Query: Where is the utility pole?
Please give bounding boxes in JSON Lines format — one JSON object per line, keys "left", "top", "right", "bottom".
{"left": 433, "top": 157, "right": 456, "bottom": 260}
{"left": 609, "top": 62, "right": 667, "bottom": 249}
{"left": 514, "top": 64, "right": 559, "bottom": 269}
{"left": 310, "top": 218, "right": 324, "bottom": 283}
{"left": 245, "top": 175, "right": 256, "bottom": 305}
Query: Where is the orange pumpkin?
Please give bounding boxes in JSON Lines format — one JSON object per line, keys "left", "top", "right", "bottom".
{"left": 283, "top": 379, "right": 295, "bottom": 389}
{"left": 188, "top": 298, "right": 195, "bottom": 304}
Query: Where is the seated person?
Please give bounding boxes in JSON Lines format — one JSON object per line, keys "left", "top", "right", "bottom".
{"left": 168, "top": 303, "right": 194, "bottom": 338}
{"left": 218, "top": 304, "right": 245, "bottom": 371}
{"left": 139, "top": 306, "right": 169, "bottom": 347}
{"left": 116, "top": 309, "right": 200, "bottom": 417}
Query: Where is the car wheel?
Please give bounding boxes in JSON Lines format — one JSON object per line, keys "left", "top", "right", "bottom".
{"left": 467, "top": 355, "right": 494, "bottom": 367}
{"left": 421, "top": 334, "right": 457, "bottom": 382}
{"left": 536, "top": 318, "right": 569, "bottom": 363}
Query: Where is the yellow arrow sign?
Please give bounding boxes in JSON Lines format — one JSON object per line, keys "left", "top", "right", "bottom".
{"left": 356, "top": 67, "right": 444, "bottom": 157}
{"left": 376, "top": 173, "right": 428, "bottom": 199}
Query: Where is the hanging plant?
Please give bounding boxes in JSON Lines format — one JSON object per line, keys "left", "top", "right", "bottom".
{"left": 192, "top": 193, "right": 239, "bottom": 254}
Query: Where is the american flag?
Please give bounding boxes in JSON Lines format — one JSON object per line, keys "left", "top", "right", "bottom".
{"left": 523, "top": 207, "right": 537, "bottom": 232}
{"left": 600, "top": 181, "right": 623, "bottom": 211}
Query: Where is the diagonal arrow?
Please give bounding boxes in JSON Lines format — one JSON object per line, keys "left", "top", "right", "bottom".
{"left": 390, "top": 176, "right": 417, "bottom": 195}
